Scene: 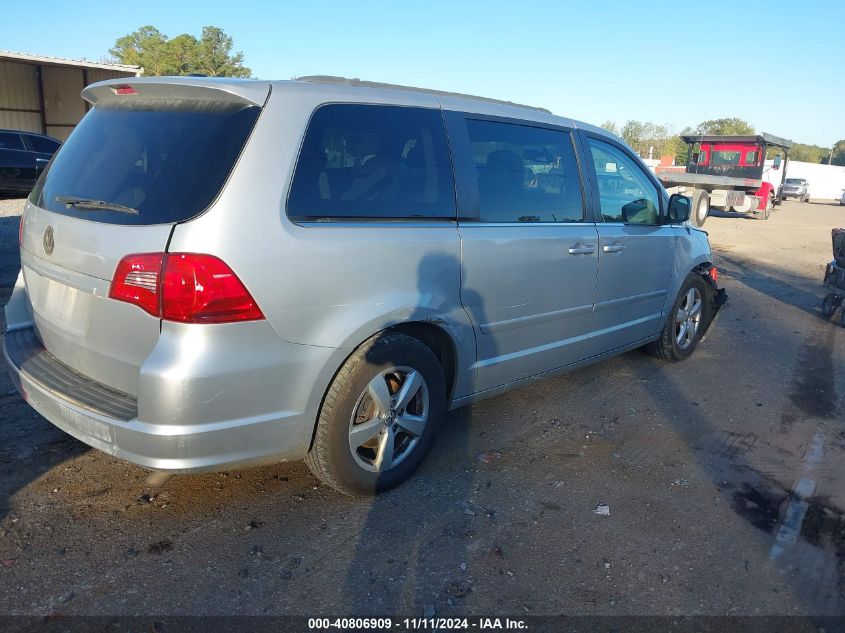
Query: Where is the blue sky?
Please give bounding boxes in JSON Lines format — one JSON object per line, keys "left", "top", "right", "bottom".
{"left": 2, "top": 0, "right": 843, "bottom": 146}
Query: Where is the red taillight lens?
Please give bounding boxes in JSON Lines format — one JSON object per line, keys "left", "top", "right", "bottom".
{"left": 109, "top": 253, "right": 164, "bottom": 316}
{"left": 109, "top": 253, "right": 264, "bottom": 324}
{"left": 161, "top": 254, "right": 264, "bottom": 323}
{"left": 709, "top": 266, "right": 719, "bottom": 284}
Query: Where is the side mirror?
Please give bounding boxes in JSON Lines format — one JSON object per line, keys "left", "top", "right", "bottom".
{"left": 666, "top": 194, "right": 691, "bottom": 224}
{"left": 773, "top": 155, "right": 782, "bottom": 170}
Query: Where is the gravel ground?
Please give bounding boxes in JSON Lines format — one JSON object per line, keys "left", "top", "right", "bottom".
{"left": 0, "top": 198, "right": 843, "bottom": 617}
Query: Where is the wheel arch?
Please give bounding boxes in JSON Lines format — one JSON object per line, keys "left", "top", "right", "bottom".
{"left": 306, "top": 318, "right": 467, "bottom": 453}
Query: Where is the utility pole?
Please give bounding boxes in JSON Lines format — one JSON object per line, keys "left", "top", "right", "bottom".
{"left": 829, "top": 147, "right": 834, "bottom": 165}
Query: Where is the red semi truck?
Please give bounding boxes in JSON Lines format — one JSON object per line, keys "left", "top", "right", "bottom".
{"left": 656, "top": 133, "right": 792, "bottom": 227}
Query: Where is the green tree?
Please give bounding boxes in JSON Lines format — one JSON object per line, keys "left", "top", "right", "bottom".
{"left": 789, "top": 143, "right": 828, "bottom": 164}
{"left": 690, "top": 117, "right": 755, "bottom": 136}
{"left": 110, "top": 25, "right": 251, "bottom": 77}
{"left": 599, "top": 121, "right": 620, "bottom": 136}
{"left": 620, "top": 120, "right": 678, "bottom": 160}
{"left": 192, "top": 27, "right": 251, "bottom": 77}
{"left": 830, "top": 139, "right": 845, "bottom": 166}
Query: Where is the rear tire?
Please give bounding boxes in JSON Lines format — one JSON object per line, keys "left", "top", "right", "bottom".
{"left": 646, "top": 274, "right": 713, "bottom": 362}
{"left": 822, "top": 294, "right": 838, "bottom": 318}
{"left": 305, "top": 332, "right": 446, "bottom": 496}
{"left": 761, "top": 195, "right": 772, "bottom": 220}
{"left": 690, "top": 190, "right": 709, "bottom": 228}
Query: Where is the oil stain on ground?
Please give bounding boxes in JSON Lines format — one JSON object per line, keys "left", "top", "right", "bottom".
{"left": 789, "top": 326, "right": 838, "bottom": 419}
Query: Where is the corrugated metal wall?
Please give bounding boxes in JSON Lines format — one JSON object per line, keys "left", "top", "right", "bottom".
{"left": 42, "top": 65, "right": 87, "bottom": 140}
{"left": 1, "top": 59, "right": 136, "bottom": 141}
{"left": 0, "top": 60, "right": 41, "bottom": 133}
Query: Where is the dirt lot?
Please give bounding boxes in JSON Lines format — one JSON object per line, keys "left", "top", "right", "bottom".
{"left": 0, "top": 198, "right": 843, "bottom": 617}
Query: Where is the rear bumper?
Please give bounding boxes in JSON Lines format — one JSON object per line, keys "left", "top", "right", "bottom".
{"left": 3, "top": 325, "right": 344, "bottom": 473}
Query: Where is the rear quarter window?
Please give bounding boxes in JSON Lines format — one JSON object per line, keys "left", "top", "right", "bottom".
{"left": 287, "top": 104, "right": 456, "bottom": 221}
{"left": 26, "top": 135, "right": 61, "bottom": 154}
{"left": 34, "top": 101, "right": 260, "bottom": 225}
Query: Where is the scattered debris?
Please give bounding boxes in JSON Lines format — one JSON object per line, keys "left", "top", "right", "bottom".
{"left": 136, "top": 494, "right": 155, "bottom": 505}
{"left": 58, "top": 590, "right": 75, "bottom": 604}
{"left": 459, "top": 562, "right": 467, "bottom": 571}
{"left": 672, "top": 479, "right": 690, "bottom": 488}
{"left": 476, "top": 450, "right": 502, "bottom": 465}
{"left": 245, "top": 520, "right": 264, "bottom": 530}
{"left": 147, "top": 539, "right": 173, "bottom": 555}
{"left": 593, "top": 504, "right": 611, "bottom": 516}
{"left": 444, "top": 580, "right": 472, "bottom": 598}
{"left": 2, "top": 559, "right": 17, "bottom": 567}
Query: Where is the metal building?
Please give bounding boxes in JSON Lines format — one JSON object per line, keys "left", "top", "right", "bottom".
{"left": 0, "top": 51, "right": 141, "bottom": 141}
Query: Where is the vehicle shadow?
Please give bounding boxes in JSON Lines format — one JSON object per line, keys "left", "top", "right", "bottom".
{"left": 620, "top": 340, "right": 844, "bottom": 615}
{"left": 715, "top": 252, "right": 825, "bottom": 317}
{"left": 0, "top": 214, "right": 89, "bottom": 525}
{"left": 340, "top": 252, "right": 486, "bottom": 615}
{"left": 708, "top": 210, "right": 760, "bottom": 221}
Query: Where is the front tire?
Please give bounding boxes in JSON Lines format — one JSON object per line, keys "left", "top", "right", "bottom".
{"left": 646, "top": 274, "right": 713, "bottom": 361}
{"left": 305, "top": 332, "right": 446, "bottom": 495}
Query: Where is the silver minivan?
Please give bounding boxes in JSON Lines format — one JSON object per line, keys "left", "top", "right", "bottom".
{"left": 4, "top": 76, "right": 725, "bottom": 495}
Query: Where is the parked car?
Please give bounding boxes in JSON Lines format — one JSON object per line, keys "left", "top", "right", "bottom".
{"left": 781, "top": 177, "right": 810, "bottom": 202}
{"left": 4, "top": 77, "right": 726, "bottom": 495}
{"left": 0, "top": 129, "right": 61, "bottom": 196}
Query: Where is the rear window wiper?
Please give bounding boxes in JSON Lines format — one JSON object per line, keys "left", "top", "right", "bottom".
{"left": 55, "top": 196, "right": 140, "bottom": 216}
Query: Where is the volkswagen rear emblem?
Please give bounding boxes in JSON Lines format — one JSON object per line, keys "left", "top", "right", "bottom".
{"left": 43, "top": 226, "right": 54, "bottom": 256}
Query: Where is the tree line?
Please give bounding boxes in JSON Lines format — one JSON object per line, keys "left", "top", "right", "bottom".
{"left": 107, "top": 25, "right": 844, "bottom": 166}
{"left": 600, "top": 117, "right": 845, "bottom": 166}
{"left": 109, "top": 25, "right": 251, "bottom": 78}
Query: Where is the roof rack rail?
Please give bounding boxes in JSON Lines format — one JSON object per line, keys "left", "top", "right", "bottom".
{"left": 294, "top": 75, "right": 552, "bottom": 114}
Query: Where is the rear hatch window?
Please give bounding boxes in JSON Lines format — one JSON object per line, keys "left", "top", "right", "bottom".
{"left": 31, "top": 100, "right": 260, "bottom": 225}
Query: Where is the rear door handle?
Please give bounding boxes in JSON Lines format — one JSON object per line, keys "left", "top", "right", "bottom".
{"left": 602, "top": 243, "right": 626, "bottom": 253}
{"left": 568, "top": 243, "right": 595, "bottom": 255}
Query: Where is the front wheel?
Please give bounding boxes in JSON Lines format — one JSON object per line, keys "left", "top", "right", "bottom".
{"left": 305, "top": 332, "right": 446, "bottom": 495}
{"left": 646, "top": 274, "right": 714, "bottom": 361}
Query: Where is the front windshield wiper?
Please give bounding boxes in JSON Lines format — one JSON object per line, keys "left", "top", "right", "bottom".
{"left": 55, "top": 196, "right": 139, "bottom": 216}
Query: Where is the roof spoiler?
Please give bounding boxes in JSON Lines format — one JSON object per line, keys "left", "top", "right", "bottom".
{"left": 82, "top": 77, "right": 270, "bottom": 107}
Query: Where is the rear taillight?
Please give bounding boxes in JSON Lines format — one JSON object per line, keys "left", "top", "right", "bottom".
{"left": 109, "top": 253, "right": 264, "bottom": 324}
{"left": 161, "top": 254, "right": 264, "bottom": 323}
{"left": 110, "top": 253, "right": 165, "bottom": 316}
{"left": 709, "top": 266, "right": 719, "bottom": 284}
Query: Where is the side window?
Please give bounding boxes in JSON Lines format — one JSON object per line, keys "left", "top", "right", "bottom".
{"left": 26, "top": 135, "right": 60, "bottom": 154}
{"left": 287, "top": 104, "right": 455, "bottom": 220}
{"left": 744, "top": 149, "right": 758, "bottom": 166}
{"left": 588, "top": 138, "right": 661, "bottom": 225}
{"left": 0, "top": 132, "right": 24, "bottom": 151}
{"left": 465, "top": 119, "right": 583, "bottom": 223}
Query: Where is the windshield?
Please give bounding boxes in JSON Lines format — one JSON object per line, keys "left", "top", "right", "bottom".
{"left": 785, "top": 178, "right": 803, "bottom": 184}
{"left": 32, "top": 100, "right": 260, "bottom": 225}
